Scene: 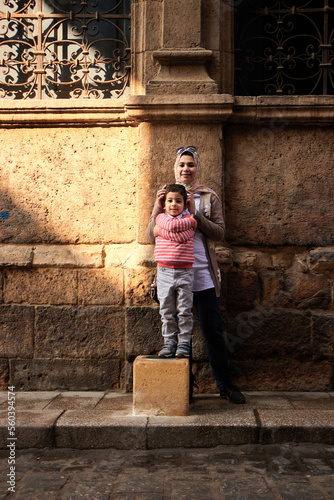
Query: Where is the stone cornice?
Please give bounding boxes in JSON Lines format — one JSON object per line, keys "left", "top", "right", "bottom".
{"left": 0, "top": 95, "right": 333, "bottom": 126}
{"left": 232, "top": 96, "right": 334, "bottom": 125}
{"left": 124, "top": 95, "right": 234, "bottom": 122}
{"left": 0, "top": 99, "right": 130, "bottom": 127}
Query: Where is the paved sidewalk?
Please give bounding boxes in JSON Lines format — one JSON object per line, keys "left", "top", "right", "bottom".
{"left": 1, "top": 443, "right": 334, "bottom": 499}
{"left": 1, "top": 391, "right": 334, "bottom": 449}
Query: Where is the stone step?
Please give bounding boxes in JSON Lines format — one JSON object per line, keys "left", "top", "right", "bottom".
{"left": 1, "top": 391, "right": 334, "bottom": 449}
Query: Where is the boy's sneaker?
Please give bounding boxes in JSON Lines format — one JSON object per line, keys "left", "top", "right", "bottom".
{"left": 176, "top": 342, "right": 191, "bottom": 358}
{"left": 159, "top": 340, "right": 177, "bottom": 358}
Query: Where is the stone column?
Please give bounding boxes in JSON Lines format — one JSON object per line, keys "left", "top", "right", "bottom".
{"left": 146, "top": 0, "right": 218, "bottom": 94}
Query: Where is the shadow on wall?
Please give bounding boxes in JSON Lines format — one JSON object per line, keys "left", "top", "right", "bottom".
{"left": 0, "top": 170, "right": 159, "bottom": 392}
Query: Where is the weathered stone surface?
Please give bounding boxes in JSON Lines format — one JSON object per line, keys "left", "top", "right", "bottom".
{"left": 192, "top": 362, "right": 217, "bottom": 393}
{"left": 231, "top": 359, "right": 333, "bottom": 392}
{"left": 133, "top": 356, "right": 189, "bottom": 416}
{"left": 0, "top": 409, "right": 62, "bottom": 449}
{"left": 224, "top": 270, "right": 260, "bottom": 312}
{"left": 215, "top": 246, "right": 233, "bottom": 268}
{"left": 259, "top": 409, "right": 334, "bottom": 444}
{"left": 7, "top": 391, "right": 60, "bottom": 410}
{"left": 35, "top": 306, "right": 124, "bottom": 358}
{"left": 163, "top": 0, "right": 200, "bottom": 48}
{"left": 33, "top": 245, "right": 103, "bottom": 267}
{"left": 10, "top": 359, "right": 121, "bottom": 390}
{"left": 0, "top": 270, "right": 2, "bottom": 304}
{"left": 137, "top": 122, "right": 224, "bottom": 244}
{"left": 46, "top": 392, "right": 104, "bottom": 410}
{"left": 78, "top": 268, "right": 123, "bottom": 305}
{"left": 232, "top": 249, "right": 272, "bottom": 271}
{"left": 3, "top": 268, "right": 78, "bottom": 305}
{"left": 124, "top": 245, "right": 156, "bottom": 268}
{"left": 271, "top": 248, "right": 297, "bottom": 271}
{"left": 227, "top": 308, "right": 312, "bottom": 360}
{"left": 125, "top": 307, "right": 161, "bottom": 361}
{"left": 225, "top": 126, "right": 334, "bottom": 246}
{"left": 95, "top": 392, "right": 133, "bottom": 413}
{"left": 105, "top": 243, "right": 151, "bottom": 268}
{"left": 312, "top": 312, "right": 334, "bottom": 359}
{"left": 125, "top": 267, "right": 156, "bottom": 306}
{"left": 310, "top": 247, "right": 334, "bottom": 274}
{"left": 0, "top": 244, "right": 33, "bottom": 266}
{"left": 0, "top": 359, "right": 8, "bottom": 389}
{"left": 259, "top": 271, "right": 284, "bottom": 304}
{"left": 0, "top": 126, "right": 138, "bottom": 244}
{"left": 146, "top": 411, "right": 258, "bottom": 448}
{"left": 55, "top": 412, "right": 147, "bottom": 449}
{"left": 0, "top": 306, "right": 34, "bottom": 357}
{"left": 284, "top": 271, "right": 332, "bottom": 309}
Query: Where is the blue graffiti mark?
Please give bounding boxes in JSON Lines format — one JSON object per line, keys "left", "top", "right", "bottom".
{"left": 0, "top": 211, "right": 10, "bottom": 222}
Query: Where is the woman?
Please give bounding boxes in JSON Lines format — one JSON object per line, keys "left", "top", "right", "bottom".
{"left": 147, "top": 146, "right": 246, "bottom": 404}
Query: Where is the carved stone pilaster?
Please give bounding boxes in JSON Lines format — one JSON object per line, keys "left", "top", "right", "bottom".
{"left": 146, "top": 48, "right": 218, "bottom": 95}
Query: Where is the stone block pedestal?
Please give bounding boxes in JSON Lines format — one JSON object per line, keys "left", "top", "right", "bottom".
{"left": 133, "top": 355, "right": 189, "bottom": 416}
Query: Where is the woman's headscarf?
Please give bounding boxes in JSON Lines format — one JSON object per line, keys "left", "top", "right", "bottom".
{"left": 174, "top": 146, "right": 219, "bottom": 198}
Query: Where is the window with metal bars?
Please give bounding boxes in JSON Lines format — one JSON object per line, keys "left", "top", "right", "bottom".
{"left": 234, "top": 1, "right": 334, "bottom": 96}
{"left": 0, "top": 0, "right": 130, "bottom": 99}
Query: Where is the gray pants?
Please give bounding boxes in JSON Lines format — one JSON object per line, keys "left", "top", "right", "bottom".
{"left": 157, "top": 267, "right": 194, "bottom": 344}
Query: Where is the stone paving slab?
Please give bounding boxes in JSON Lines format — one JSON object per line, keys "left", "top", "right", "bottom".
{"left": 94, "top": 392, "right": 133, "bottom": 414}
{"left": 45, "top": 391, "right": 105, "bottom": 410}
{"left": 0, "top": 391, "right": 61, "bottom": 411}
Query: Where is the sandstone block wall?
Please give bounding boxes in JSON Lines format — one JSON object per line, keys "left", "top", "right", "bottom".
{"left": 0, "top": 125, "right": 140, "bottom": 390}
{"left": 1, "top": 118, "right": 333, "bottom": 392}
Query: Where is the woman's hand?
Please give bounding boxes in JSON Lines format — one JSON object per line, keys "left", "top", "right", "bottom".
{"left": 187, "top": 191, "right": 196, "bottom": 214}
{"left": 156, "top": 185, "right": 167, "bottom": 209}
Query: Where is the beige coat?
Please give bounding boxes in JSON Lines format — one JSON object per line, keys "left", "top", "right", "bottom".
{"left": 146, "top": 192, "right": 225, "bottom": 297}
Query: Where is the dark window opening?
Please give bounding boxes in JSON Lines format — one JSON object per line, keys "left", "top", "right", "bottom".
{"left": 234, "top": 1, "right": 334, "bottom": 96}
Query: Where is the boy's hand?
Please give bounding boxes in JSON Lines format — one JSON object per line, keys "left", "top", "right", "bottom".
{"left": 153, "top": 225, "right": 160, "bottom": 237}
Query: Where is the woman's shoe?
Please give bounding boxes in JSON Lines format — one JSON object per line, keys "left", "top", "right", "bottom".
{"left": 220, "top": 384, "right": 246, "bottom": 404}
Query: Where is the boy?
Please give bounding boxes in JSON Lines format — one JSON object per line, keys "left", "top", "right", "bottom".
{"left": 153, "top": 184, "right": 197, "bottom": 358}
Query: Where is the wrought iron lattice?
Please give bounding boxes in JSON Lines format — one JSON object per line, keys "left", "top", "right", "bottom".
{"left": 234, "top": 1, "right": 334, "bottom": 95}
{"left": 0, "top": 0, "right": 131, "bottom": 99}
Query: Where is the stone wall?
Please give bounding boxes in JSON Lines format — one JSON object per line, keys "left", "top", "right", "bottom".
{"left": 220, "top": 123, "right": 334, "bottom": 391}
{"left": 0, "top": 0, "right": 333, "bottom": 393}
{"left": 1, "top": 119, "right": 333, "bottom": 392}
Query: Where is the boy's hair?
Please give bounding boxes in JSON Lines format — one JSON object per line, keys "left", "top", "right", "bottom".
{"left": 164, "top": 184, "right": 187, "bottom": 205}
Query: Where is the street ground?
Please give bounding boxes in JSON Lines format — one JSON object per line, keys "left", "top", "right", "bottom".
{"left": 1, "top": 443, "right": 334, "bottom": 499}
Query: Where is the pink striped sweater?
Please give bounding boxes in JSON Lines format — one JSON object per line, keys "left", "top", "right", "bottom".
{"left": 154, "top": 213, "right": 196, "bottom": 269}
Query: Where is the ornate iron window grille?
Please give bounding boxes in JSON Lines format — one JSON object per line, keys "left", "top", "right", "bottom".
{"left": 234, "top": 1, "right": 334, "bottom": 96}
{"left": 0, "top": 0, "right": 131, "bottom": 99}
